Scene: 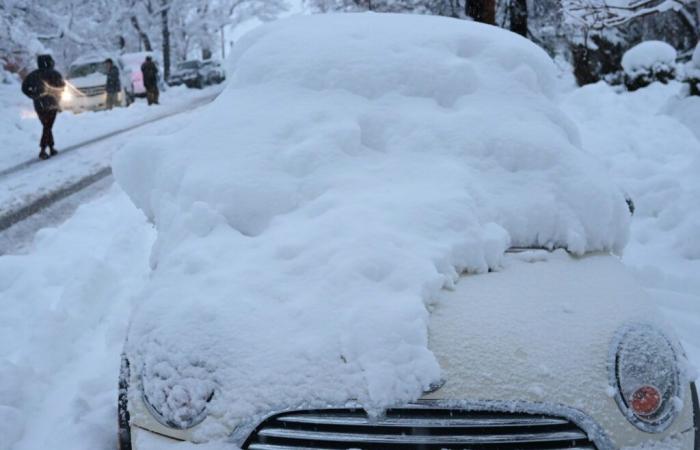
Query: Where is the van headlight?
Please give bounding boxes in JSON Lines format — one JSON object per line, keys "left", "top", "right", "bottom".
{"left": 61, "top": 89, "right": 73, "bottom": 102}
{"left": 609, "top": 324, "right": 682, "bottom": 432}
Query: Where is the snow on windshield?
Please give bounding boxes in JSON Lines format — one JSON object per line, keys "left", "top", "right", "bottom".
{"left": 113, "top": 13, "right": 630, "bottom": 441}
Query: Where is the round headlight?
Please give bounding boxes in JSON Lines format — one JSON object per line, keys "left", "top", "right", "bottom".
{"left": 141, "top": 363, "right": 215, "bottom": 430}
{"left": 609, "top": 323, "right": 682, "bottom": 432}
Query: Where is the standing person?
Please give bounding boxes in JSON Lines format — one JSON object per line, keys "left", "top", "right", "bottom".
{"left": 21, "top": 54, "right": 65, "bottom": 160}
{"left": 105, "top": 58, "right": 121, "bottom": 110}
{"left": 141, "top": 56, "right": 159, "bottom": 105}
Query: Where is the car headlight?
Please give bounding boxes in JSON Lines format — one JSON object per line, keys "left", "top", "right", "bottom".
{"left": 141, "top": 363, "right": 215, "bottom": 430}
{"left": 61, "top": 89, "right": 72, "bottom": 102}
{"left": 609, "top": 323, "right": 682, "bottom": 432}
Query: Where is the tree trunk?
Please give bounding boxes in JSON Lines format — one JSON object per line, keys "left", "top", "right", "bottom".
{"left": 161, "top": 0, "right": 171, "bottom": 81}
{"left": 467, "top": 0, "right": 496, "bottom": 25}
{"left": 130, "top": 16, "right": 153, "bottom": 51}
{"left": 510, "top": 0, "right": 528, "bottom": 37}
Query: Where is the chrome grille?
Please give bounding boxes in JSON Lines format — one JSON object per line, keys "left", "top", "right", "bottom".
{"left": 78, "top": 85, "right": 106, "bottom": 97}
{"left": 244, "top": 407, "right": 598, "bottom": 449}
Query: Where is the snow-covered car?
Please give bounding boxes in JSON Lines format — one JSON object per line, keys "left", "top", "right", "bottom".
{"left": 60, "top": 54, "right": 134, "bottom": 112}
{"left": 119, "top": 51, "right": 163, "bottom": 98}
{"left": 168, "top": 59, "right": 225, "bottom": 88}
{"left": 114, "top": 14, "right": 699, "bottom": 450}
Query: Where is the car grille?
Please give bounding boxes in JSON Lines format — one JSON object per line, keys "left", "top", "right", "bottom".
{"left": 243, "top": 407, "right": 598, "bottom": 449}
{"left": 78, "top": 85, "right": 106, "bottom": 97}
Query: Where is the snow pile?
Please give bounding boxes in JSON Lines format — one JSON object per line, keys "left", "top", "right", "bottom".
{"left": 561, "top": 81, "right": 700, "bottom": 264}
{"left": 114, "top": 13, "right": 630, "bottom": 440}
{"left": 0, "top": 187, "right": 154, "bottom": 450}
{"left": 622, "top": 41, "right": 677, "bottom": 90}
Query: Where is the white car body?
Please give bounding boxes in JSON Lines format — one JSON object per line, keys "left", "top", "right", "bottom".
{"left": 123, "top": 251, "right": 698, "bottom": 450}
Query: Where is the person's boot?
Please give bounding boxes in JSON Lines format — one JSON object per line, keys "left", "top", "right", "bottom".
{"left": 38, "top": 149, "right": 49, "bottom": 160}
{"left": 49, "top": 147, "right": 58, "bottom": 156}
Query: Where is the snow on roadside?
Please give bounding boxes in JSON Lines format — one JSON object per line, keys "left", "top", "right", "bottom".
{"left": 560, "top": 81, "right": 700, "bottom": 367}
{"left": 0, "top": 185, "right": 154, "bottom": 450}
{"left": 0, "top": 82, "right": 221, "bottom": 173}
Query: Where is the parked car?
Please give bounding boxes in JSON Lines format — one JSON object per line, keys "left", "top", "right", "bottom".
{"left": 119, "top": 51, "right": 164, "bottom": 98}
{"left": 60, "top": 54, "right": 134, "bottom": 113}
{"left": 168, "top": 59, "right": 225, "bottom": 88}
{"left": 119, "top": 250, "right": 699, "bottom": 450}
{"left": 115, "top": 14, "right": 699, "bottom": 450}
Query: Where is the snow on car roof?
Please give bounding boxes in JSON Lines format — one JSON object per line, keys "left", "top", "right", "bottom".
{"left": 113, "top": 13, "right": 631, "bottom": 441}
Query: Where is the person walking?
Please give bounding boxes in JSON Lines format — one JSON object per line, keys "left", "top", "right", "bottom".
{"left": 21, "top": 54, "right": 65, "bottom": 160}
{"left": 105, "top": 58, "right": 121, "bottom": 110}
{"left": 141, "top": 56, "right": 159, "bottom": 105}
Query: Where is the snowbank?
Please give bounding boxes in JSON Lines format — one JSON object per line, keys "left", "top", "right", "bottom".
{"left": 114, "top": 13, "right": 630, "bottom": 440}
{"left": 561, "top": 81, "right": 700, "bottom": 270}
{"left": 0, "top": 186, "right": 155, "bottom": 450}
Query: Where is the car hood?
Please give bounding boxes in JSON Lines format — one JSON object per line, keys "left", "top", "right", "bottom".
{"left": 424, "top": 250, "right": 690, "bottom": 447}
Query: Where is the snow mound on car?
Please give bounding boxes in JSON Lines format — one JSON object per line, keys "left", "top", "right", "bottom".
{"left": 113, "top": 13, "right": 630, "bottom": 440}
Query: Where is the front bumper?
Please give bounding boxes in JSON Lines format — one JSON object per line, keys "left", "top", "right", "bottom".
{"left": 128, "top": 394, "right": 697, "bottom": 449}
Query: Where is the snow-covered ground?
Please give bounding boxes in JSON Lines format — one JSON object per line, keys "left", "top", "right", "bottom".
{"left": 0, "top": 82, "right": 222, "bottom": 224}
{"left": 1, "top": 43, "right": 699, "bottom": 450}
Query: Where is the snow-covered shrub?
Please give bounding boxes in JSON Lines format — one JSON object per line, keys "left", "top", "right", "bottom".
{"left": 622, "top": 41, "right": 677, "bottom": 91}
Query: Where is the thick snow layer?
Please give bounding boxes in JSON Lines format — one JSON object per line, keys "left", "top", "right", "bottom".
{"left": 114, "top": 13, "right": 630, "bottom": 440}
{"left": 622, "top": 41, "right": 677, "bottom": 77}
{"left": 561, "top": 82, "right": 700, "bottom": 262}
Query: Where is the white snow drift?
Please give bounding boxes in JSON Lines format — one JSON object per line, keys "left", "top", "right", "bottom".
{"left": 113, "top": 13, "right": 631, "bottom": 441}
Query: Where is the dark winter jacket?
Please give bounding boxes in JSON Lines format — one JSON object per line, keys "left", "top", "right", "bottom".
{"left": 21, "top": 55, "right": 65, "bottom": 113}
{"left": 106, "top": 65, "right": 121, "bottom": 93}
{"left": 141, "top": 60, "right": 158, "bottom": 89}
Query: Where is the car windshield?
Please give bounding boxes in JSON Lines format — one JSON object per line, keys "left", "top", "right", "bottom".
{"left": 177, "top": 61, "right": 200, "bottom": 70}
{"left": 69, "top": 62, "right": 106, "bottom": 78}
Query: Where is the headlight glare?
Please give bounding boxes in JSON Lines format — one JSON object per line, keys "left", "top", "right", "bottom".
{"left": 610, "top": 324, "right": 682, "bottom": 432}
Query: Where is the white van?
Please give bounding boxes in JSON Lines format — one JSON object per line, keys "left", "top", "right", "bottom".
{"left": 60, "top": 54, "right": 135, "bottom": 113}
